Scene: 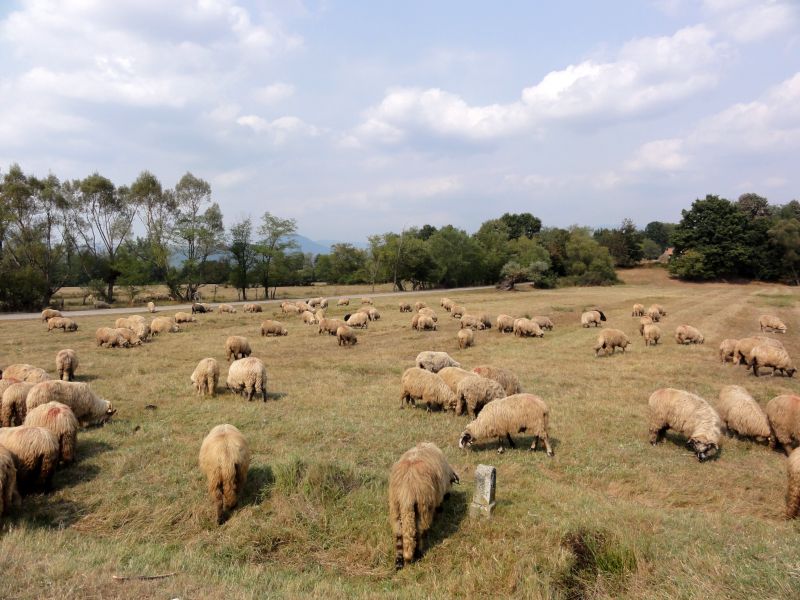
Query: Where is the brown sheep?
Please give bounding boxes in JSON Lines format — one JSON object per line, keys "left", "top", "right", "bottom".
{"left": 318, "top": 318, "right": 346, "bottom": 336}
{"left": 336, "top": 325, "right": 358, "bottom": 346}
{"left": 496, "top": 314, "right": 515, "bottom": 333}
{"left": 0, "top": 426, "right": 59, "bottom": 492}
{"left": 114, "top": 327, "right": 143, "bottom": 347}
{"left": 24, "top": 401, "right": 79, "bottom": 465}
{"left": 471, "top": 365, "right": 522, "bottom": 396}
{"left": 301, "top": 311, "right": 317, "bottom": 325}
{"left": 175, "top": 311, "right": 197, "bottom": 323}
{"left": 337, "top": 297, "right": 350, "bottom": 306}
{"left": 41, "top": 308, "right": 62, "bottom": 322}
{"left": 47, "top": 317, "right": 78, "bottom": 332}
{"left": 766, "top": 394, "right": 800, "bottom": 455}
{"left": 225, "top": 336, "right": 252, "bottom": 362}
{"left": 399, "top": 368, "right": 457, "bottom": 412}
{"left": 450, "top": 305, "right": 466, "bottom": 319}
{"left": 414, "top": 301, "right": 427, "bottom": 311}
{"left": 218, "top": 303, "right": 237, "bottom": 314}
{"left": 719, "top": 339, "right": 739, "bottom": 364}
{"left": 457, "top": 328, "right": 474, "bottom": 349}
{"left": 786, "top": 448, "right": 800, "bottom": 519}
{"left": 751, "top": 344, "right": 796, "bottom": 377}
{"left": 191, "top": 358, "right": 220, "bottom": 396}
{"left": 459, "top": 393, "right": 554, "bottom": 455}
{"left": 243, "top": 303, "right": 262, "bottom": 313}
{"left": 438, "top": 367, "right": 478, "bottom": 398}
{"left": 631, "top": 303, "right": 645, "bottom": 317}
{"left": 150, "top": 317, "right": 181, "bottom": 335}
{"left": 580, "top": 310, "right": 605, "bottom": 327}
{"left": 26, "top": 380, "right": 115, "bottom": 427}
{"left": 399, "top": 302, "right": 412, "bottom": 312}
{"left": 639, "top": 316, "right": 653, "bottom": 336}
{"left": 760, "top": 314, "right": 787, "bottom": 334}
{"left": 594, "top": 328, "right": 630, "bottom": 356}
{"left": 716, "top": 385, "right": 770, "bottom": 443}
{"left": 95, "top": 327, "right": 129, "bottom": 348}
{"left": 1, "top": 382, "right": 34, "bottom": 426}
{"left": 2, "top": 364, "right": 51, "bottom": 383}
{"left": 459, "top": 314, "right": 486, "bottom": 331}
{"left": 260, "top": 320, "right": 288, "bottom": 336}
{"left": 674, "top": 325, "right": 704, "bottom": 345}
{"left": 531, "top": 316, "right": 553, "bottom": 331}
{"left": 648, "top": 388, "right": 722, "bottom": 461}
{"left": 416, "top": 315, "right": 437, "bottom": 331}
{"left": 198, "top": 424, "right": 250, "bottom": 524}
{"left": 346, "top": 312, "right": 369, "bottom": 329}
{"left": 418, "top": 307, "right": 438, "bottom": 321}
{"left": 361, "top": 297, "right": 374, "bottom": 305}
{"left": 513, "top": 318, "right": 544, "bottom": 338}
{"left": 642, "top": 324, "right": 661, "bottom": 347}
{"left": 734, "top": 336, "right": 784, "bottom": 366}
{"left": 455, "top": 376, "right": 506, "bottom": 417}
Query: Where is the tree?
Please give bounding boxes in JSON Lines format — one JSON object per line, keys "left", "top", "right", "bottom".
{"left": 643, "top": 221, "right": 675, "bottom": 250}
{"left": 499, "top": 212, "right": 541, "bottom": 239}
{"left": 736, "top": 193, "right": 770, "bottom": 218}
{"left": 769, "top": 218, "right": 800, "bottom": 285}
{"left": 640, "top": 238, "right": 662, "bottom": 260}
{"left": 417, "top": 224, "right": 438, "bottom": 241}
{"left": 130, "top": 171, "right": 176, "bottom": 286}
{"left": 594, "top": 219, "right": 644, "bottom": 268}
{"left": 255, "top": 212, "right": 298, "bottom": 298}
{"left": 427, "top": 225, "right": 484, "bottom": 287}
{"left": 229, "top": 217, "right": 257, "bottom": 300}
{"left": 475, "top": 219, "right": 511, "bottom": 282}
{"left": 564, "top": 227, "right": 618, "bottom": 285}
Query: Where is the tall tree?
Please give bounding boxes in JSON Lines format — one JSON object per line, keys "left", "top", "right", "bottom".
{"left": 229, "top": 217, "right": 257, "bottom": 300}
{"left": 130, "top": 171, "right": 176, "bottom": 285}
{"left": 769, "top": 218, "right": 800, "bottom": 285}
{"left": 499, "top": 212, "right": 541, "bottom": 239}
{"left": 255, "top": 212, "right": 298, "bottom": 298}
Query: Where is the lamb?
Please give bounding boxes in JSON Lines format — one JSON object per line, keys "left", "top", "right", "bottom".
{"left": 594, "top": 328, "right": 630, "bottom": 356}
{"left": 418, "top": 307, "right": 438, "bottom": 321}
{"left": 751, "top": 344, "right": 796, "bottom": 377}
{"left": 766, "top": 394, "right": 800, "bottom": 455}
{"left": 642, "top": 324, "right": 661, "bottom": 347}
{"left": 243, "top": 303, "right": 263, "bottom": 313}
{"left": 399, "top": 368, "right": 457, "bottom": 412}
{"left": 301, "top": 310, "right": 318, "bottom": 325}
{"left": 581, "top": 310, "right": 605, "bottom": 327}
{"left": 260, "top": 320, "right": 288, "bottom": 337}
{"left": 415, "top": 351, "right": 461, "bottom": 373}
{"left": 450, "top": 305, "right": 466, "bottom": 318}
{"left": 471, "top": 365, "right": 522, "bottom": 396}
{"left": 648, "top": 388, "right": 722, "bottom": 461}
{"left": 639, "top": 316, "right": 653, "bottom": 335}
{"left": 175, "top": 311, "right": 197, "bottom": 323}
{"left": 414, "top": 301, "right": 427, "bottom": 311}
{"left": 716, "top": 385, "right": 770, "bottom": 443}
{"left": 457, "top": 328, "right": 474, "bottom": 349}
{"left": 147, "top": 301, "right": 156, "bottom": 313}
{"left": 417, "top": 315, "right": 438, "bottom": 331}
{"left": 760, "top": 314, "right": 787, "bottom": 334}
{"left": 632, "top": 303, "right": 645, "bottom": 317}
{"left": 496, "top": 314, "right": 515, "bottom": 333}
{"left": 460, "top": 314, "right": 486, "bottom": 331}
{"left": 455, "top": 377, "right": 506, "bottom": 417}
{"left": 24, "top": 402, "right": 79, "bottom": 465}
{"left": 226, "top": 357, "right": 268, "bottom": 401}
{"left": 389, "top": 442, "right": 458, "bottom": 569}
{"left": 346, "top": 312, "right": 369, "bottom": 329}
{"left": 513, "top": 318, "right": 544, "bottom": 338}
{"left": 719, "top": 339, "right": 739, "bottom": 364}
{"left": 218, "top": 303, "right": 237, "bottom": 314}
{"left": 399, "top": 302, "right": 412, "bottom": 312}
{"left": 114, "top": 327, "right": 143, "bottom": 346}
{"left": 198, "top": 424, "right": 250, "bottom": 524}
{"left": 437, "top": 367, "right": 478, "bottom": 397}
{"left": 532, "top": 316, "right": 553, "bottom": 331}
{"left": 336, "top": 325, "right": 358, "bottom": 346}
{"left": 337, "top": 297, "right": 350, "bottom": 306}
{"left": 150, "top": 317, "right": 181, "bottom": 335}
{"left": 191, "top": 358, "right": 220, "bottom": 396}
{"left": 318, "top": 317, "right": 346, "bottom": 336}
{"left": 675, "top": 325, "right": 704, "bottom": 345}
{"left": 459, "top": 393, "right": 554, "bottom": 455}
{"left": 646, "top": 307, "right": 661, "bottom": 322}
{"left": 2, "top": 364, "right": 51, "bottom": 383}
{"left": 0, "top": 426, "right": 59, "bottom": 492}
{"left": 225, "top": 336, "right": 252, "bottom": 361}
{"left": 41, "top": 308, "right": 62, "bottom": 322}
{"left": 26, "top": 380, "right": 115, "bottom": 427}
{"left": 361, "top": 297, "right": 374, "bottom": 305}
{"left": 47, "top": 317, "right": 78, "bottom": 332}
{"left": 1, "top": 382, "right": 34, "bottom": 426}
{"left": 0, "top": 445, "right": 20, "bottom": 517}
{"left": 786, "top": 448, "right": 800, "bottom": 519}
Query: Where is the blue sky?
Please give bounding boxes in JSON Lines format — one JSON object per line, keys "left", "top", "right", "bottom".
{"left": 1, "top": 1, "right": 799, "bottom": 242}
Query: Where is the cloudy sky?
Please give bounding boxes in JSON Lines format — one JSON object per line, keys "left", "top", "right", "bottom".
{"left": 1, "top": 1, "right": 799, "bottom": 242}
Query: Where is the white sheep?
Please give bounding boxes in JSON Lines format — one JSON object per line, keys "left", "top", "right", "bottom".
{"left": 459, "top": 393, "right": 554, "bottom": 455}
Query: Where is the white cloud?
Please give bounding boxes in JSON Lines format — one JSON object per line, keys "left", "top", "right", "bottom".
{"left": 703, "top": 0, "right": 797, "bottom": 42}
{"left": 236, "top": 115, "right": 319, "bottom": 144}
{"left": 626, "top": 139, "right": 689, "bottom": 172}
{"left": 253, "top": 82, "right": 295, "bottom": 104}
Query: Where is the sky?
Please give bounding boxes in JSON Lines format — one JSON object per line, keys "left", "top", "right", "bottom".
{"left": 1, "top": 0, "right": 799, "bottom": 242}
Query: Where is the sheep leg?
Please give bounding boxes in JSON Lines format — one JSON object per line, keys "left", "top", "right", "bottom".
{"left": 505, "top": 433, "right": 516, "bottom": 448}
{"left": 650, "top": 426, "right": 666, "bottom": 445}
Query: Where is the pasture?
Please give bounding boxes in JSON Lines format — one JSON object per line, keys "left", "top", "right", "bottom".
{"left": 1, "top": 268, "right": 799, "bottom": 599}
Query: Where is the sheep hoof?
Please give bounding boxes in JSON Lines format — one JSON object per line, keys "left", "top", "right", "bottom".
{"left": 497, "top": 447, "right": 505, "bottom": 454}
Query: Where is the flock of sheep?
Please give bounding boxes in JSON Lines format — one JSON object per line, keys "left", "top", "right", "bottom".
{"left": 1, "top": 293, "right": 800, "bottom": 573}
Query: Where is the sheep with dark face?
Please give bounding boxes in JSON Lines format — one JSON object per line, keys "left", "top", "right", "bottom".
{"left": 594, "top": 328, "right": 630, "bottom": 356}
{"left": 581, "top": 310, "right": 605, "bottom": 327}
{"left": 648, "top": 388, "right": 722, "bottom": 462}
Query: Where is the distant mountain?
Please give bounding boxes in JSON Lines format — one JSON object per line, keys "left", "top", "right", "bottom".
{"left": 290, "top": 234, "right": 332, "bottom": 256}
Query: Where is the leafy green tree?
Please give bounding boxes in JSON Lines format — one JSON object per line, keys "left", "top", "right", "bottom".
{"left": 130, "top": 171, "right": 176, "bottom": 285}
{"left": 736, "top": 193, "right": 770, "bottom": 218}
{"left": 254, "top": 212, "right": 298, "bottom": 298}
{"left": 536, "top": 227, "right": 570, "bottom": 276}
{"left": 668, "top": 249, "right": 710, "bottom": 280}
{"left": 640, "top": 238, "right": 662, "bottom": 260}
{"left": 594, "top": 219, "right": 643, "bottom": 268}
{"left": 499, "top": 212, "right": 541, "bottom": 239}
{"left": 564, "top": 227, "right": 618, "bottom": 285}
{"left": 643, "top": 221, "right": 675, "bottom": 250}
{"left": 769, "top": 218, "right": 800, "bottom": 285}
{"left": 324, "top": 243, "right": 368, "bottom": 283}
{"left": 417, "top": 224, "right": 437, "bottom": 241}
{"left": 229, "top": 217, "right": 257, "bottom": 300}
{"left": 475, "top": 219, "right": 511, "bottom": 282}
{"left": 428, "top": 226, "right": 484, "bottom": 287}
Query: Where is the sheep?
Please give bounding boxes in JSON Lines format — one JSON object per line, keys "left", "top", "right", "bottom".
{"left": 417, "top": 315, "right": 438, "bottom": 331}
{"left": 460, "top": 314, "right": 486, "bottom": 331}
{"left": 114, "top": 316, "right": 134, "bottom": 329}
{"left": 716, "top": 385, "right": 770, "bottom": 443}
{"left": 513, "top": 318, "right": 544, "bottom": 338}
{"left": 450, "top": 305, "right": 466, "bottom": 318}
{"left": 314, "top": 308, "right": 326, "bottom": 322}
{"left": 225, "top": 336, "right": 252, "bottom": 362}
{"left": 496, "top": 314, "right": 515, "bottom": 333}
{"left": 295, "top": 301, "right": 311, "bottom": 313}
{"left": 130, "top": 320, "right": 151, "bottom": 342}
{"left": 192, "top": 302, "right": 212, "bottom": 314}
{"left": 319, "top": 298, "right": 328, "bottom": 309}
{"left": 47, "top": 317, "right": 78, "bottom": 332}
{"left": 455, "top": 377, "right": 506, "bottom": 418}
{"left": 437, "top": 367, "right": 478, "bottom": 396}
{"left": 0, "top": 426, "right": 59, "bottom": 492}
{"left": 0, "top": 445, "right": 20, "bottom": 517}
{"left": 719, "top": 339, "right": 739, "bottom": 364}
{"left": 457, "top": 328, "right": 474, "bottom": 349}
{"left": 471, "top": 365, "right": 522, "bottom": 396}
{"left": 787, "top": 448, "right": 800, "bottom": 519}
{"left": 0, "top": 379, "right": 20, "bottom": 399}
{"left": 23, "top": 402, "right": 79, "bottom": 465}
{"left": 440, "top": 298, "right": 455, "bottom": 312}
{"left": 389, "top": 442, "right": 459, "bottom": 570}
{"left": 308, "top": 297, "right": 322, "bottom": 308}
{"left": 2, "top": 364, "right": 51, "bottom": 383}
{"left": 346, "top": 312, "right": 369, "bottom": 329}
{"left": 301, "top": 310, "right": 318, "bottom": 325}
{"left": 459, "top": 393, "right": 554, "bottom": 455}
{"left": 243, "top": 303, "right": 263, "bottom": 313}
{"left": 652, "top": 304, "right": 667, "bottom": 316}
{"left": 632, "top": 303, "right": 645, "bottom": 317}
{"left": 41, "top": 308, "right": 62, "bottom": 322}
{"left": 642, "top": 324, "right": 661, "bottom": 347}
{"left": 414, "top": 301, "right": 427, "bottom": 311}
{"left": 399, "top": 368, "right": 457, "bottom": 412}
{"left": 336, "top": 325, "right": 358, "bottom": 346}
{"left": 191, "top": 358, "right": 220, "bottom": 396}
{"left": 175, "top": 311, "right": 197, "bottom": 323}
{"left": 93, "top": 326, "right": 126, "bottom": 348}
{"left": 760, "top": 314, "right": 787, "bottom": 333}
{"left": 226, "top": 357, "right": 268, "bottom": 401}
{"left": 418, "top": 307, "right": 438, "bottom": 321}
{"left": 281, "top": 303, "right": 301, "bottom": 315}
{"left": 198, "top": 424, "right": 250, "bottom": 524}
{"left": 639, "top": 316, "right": 653, "bottom": 335}
{"left": 594, "top": 328, "right": 630, "bottom": 356}
{"left": 1, "top": 382, "right": 34, "bottom": 426}
{"left": 766, "top": 394, "right": 800, "bottom": 455}
{"left": 26, "top": 380, "right": 115, "bottom": 427}
{"left": 648, "top": 388, "right": 722, "bottom": 461}
{"left": 415, "top": 351, "right": 461, "bottom": 373}
{"left": 367, "top": 307, "right": 381, "bottom": 321}
{"left": 150, "top": 316, "right": 181, "bottom": 335}
{"left": 94, "top": 300, "right": 111, "bottom": 309}
{"left": 361, "top": 297, "right": 374, "bottom": 305}
{"left": 675, "top": 325, "right": 704, "bottom": 345}
{"left": 218, "top": 303, "right": 237, "bottom": 314}
{"left": 733, "top": 336, "right": 784, "bottom": 366}
{"left": 260, "top": 320, "right": 288, "bottom": 337}
{"left": 337, "top": 297, "right": 350, "bottom": 306}
{"left": 581, "top": 310, "right": 605, "bottom": 327}
{"left": 147, "top": 301, "right": 156, "bottom": 313}
{"left": 646, "top": 307, "right": 661, "bottom": 322}
{"left": 318, "top": 318, "right": 346, "bottom": 336}
{"left": 399, "top": 302, "right": 412, "bottom": 312}
{"left": 114, "top": 327, "right": 143, "bottom": 347}
{"left": 411, "top": 314, "right": 421, "bottom": 330}
{"left": 751, "top": 344, "right": 796, "bottom": 377}
{"left": 532, "top": 316, "right": 553, "bottom": 331}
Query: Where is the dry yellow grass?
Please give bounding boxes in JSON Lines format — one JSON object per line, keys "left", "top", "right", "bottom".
{"left": 1, "top": 268, "right": 799, "bottom": 599}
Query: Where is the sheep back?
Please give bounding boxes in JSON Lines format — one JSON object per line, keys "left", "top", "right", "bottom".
{"left": 471, "top": 365, "right": 522, "bottom": 396}
{"left": 199, "top": 424, "right": 250, "bottom": 524}
{"left": 24, "top": 401, "right": 79, "bottom": 465}
{"left": 226, "top": 357, "right": 268, "bottom": 402}
{"left": 191, "top": 358, "right": 220, "bottom": 396}
{"left": 0, "top": 426, "right": 59, "bottom": 492}
{"left": 766, "top": 394, "right": 800, "bottom": 454}
{"left": 648, "top": 388, "right": 722, "bottom": 461}
{"left": 459, "top": 393, "right": 553, "bottom": 455}
{"left": 415, "top": 351, "right": 460, "bottom": 373}
{"left": 26, "top": 380, "right": 115, "bottom": 427}
{"left": 717, "top": 385, "right": 770, "bottom": 442}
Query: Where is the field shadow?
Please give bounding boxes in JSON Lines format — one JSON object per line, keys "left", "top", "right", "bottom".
{"left": 466, "top": 435, "right": 560, "bottom": 455}
{"left": 75, "top": 373, "right": 99, "bottom": 382}
{"left": 242, "top": 464, "right": 275, "bottom": 507}
{"left": 423, "top": 489, "right": 468, "bottom": 558}
{"left": 267, "top": 391, "right": 287, "bottom": 401}
{"left": 53, "top": 463, "right": 102, "bottom": 490}
{"left": 78, "top": 439, "right": 113, "bottom": 461}
{"left": 9, "top": 496, "right": 87, "bottom": 530}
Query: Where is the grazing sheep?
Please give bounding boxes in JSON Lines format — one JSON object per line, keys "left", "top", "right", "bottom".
{"left": 41, "top": 308, "right": 62, "bottom": 322}
{"left": 766, "top": 394, "right": 800, "bottom": 455}
{"left": 751, "top": 344, "right": 796, "bottom": 377}
{"left": 0, "top": 446, "right": 20, "bottom": 517}
{"left": 410, "top": 314, "right": 422, "bottom": 330}
{"left": 457, "top": 328, "right": 474, "bottom": 349}
{"left": 150, "top": 317, "right": 181, "bottom": 335}
{"left": 308, "top": 297, "right": 322, "bottom": 308}
{"left": 94, "top": 300, "right": 111, "bottom": 309}
{"left": 786, "top": 448, "right": 800, "bottom": 519}
{"left": 129, "top": 320, "right": 150, "bottom": 342}
{"left": 438, "top": 367, "right": 478, "bottom": 397}
{"left": 260, "top": 320, "right": 288, "bottom": 337}
{"left": 24, "top": 401, "right": 79, "bottom": 465}
{"left": 175, "top": 311, "right": 197, "bottom": 323}
{"left": 652, "top": 304, "right": 667, "bottom": 316}
{"left": 281, "top": 304, "right": 301, "bottom": 315}
{"left": 648, "top": 388, "right": 722, "bottom": 461}
{"left": 632, "top": 303, "right": 645, "bottom": 317}
{"left": 414, "top": 301, "right": 427, "bottom": 311}
{"left": 318, "top": 317, "right": 346, "bottom": 336}
{"left": 513, "top": 318, "right": 544, "bottom": 338}
{"left": 337, "top": 297, "right": 350, "bottom": 306}
{"left": 114, "top": 327, "right": 143, "bottom": 347}
{"left": 47, "top": 317, "right": 78, "bottom": 332}
{"left": 455, "top": 377, "right": 506, "bottom": 417}
{"left": 675, "top": 325, "right": 704, "bottom": 345}
{"left": 301, "top": 310, "right": 318, "bottom": 325}
{"left": 389, "top": 442, "right": 459, "bottom": 570}
{"left": 399, "top": 368, "right": 457, "bottom": 412}
{"left": 147, "top": 301, "right": 156, "bottom": 313}
{"left": 734, "top": 336, "right": 784, "bottom": 366}
{"left": 639, "top": 316, "right": 653, "bottom": 336}
{"left": 243, "top": 303, "right": 262, "bottom": 313}
{"left": 719, "top": 339, "right": 739, "bottom": 364}
{"left": 26, "top": 380, "right": 115, "bottom": 427}
{"left": 0, "top": 379, "right": 20, "bottom": 399}
{"left": 646, "top": 307, "right": 661, "bottom": 322}
{"left": 199, "top": 424, "right": 250, "bottom": 524}
{"left": 594, "top": 328, "right": 630, "bottom": 356}
{"left": 459, "top": 314, "right": 486, "bottom": 331}
{"left": 471, "top": 365, "right": 521, "bottom": 396}
{"left": 226, "top": 357, "right": 268, "bottom": 401}
{"left": 191, "top": 358, "right": 220, "bottom": 397}
{"left": 319, "top": 298, "right": 328, "bottom": 309}
{"left": 346, "top": 312, "right": 369, "bottom": 329}
{"left": 581, "top": 310, "right": 605, "bottom": 327}
{"left": 399, "top": 302, "right": 412, "bottom": 312}
{"left": 417, "top": 315, "right": 438, "bottom": 331}
{"left": 760, "top": 315, "right": 787, "bottom": 334}
{"left": 475, "top": 313, "right": 492, "bottom": 330}
{"left": 0, "top": 426, "right": 59, "bottom": 492}
{"left": 361, "top": 297, "right": 374, "bottom": 305}
{"left": 366, "top": 307, "right": 381, "bottom": 321}
{"left": 218, "top": 303, "right": 237, "bottom": 314}
{"left": 295, "top": 301, "right": 311, "bottom": 313}
{"left": 415, "top": 351, "right": 461, "bottom": 373}
{"left": 459, "top": 393, "right": 554, "bottom": 455}
{"left": 441, "top": 298, "right": 455, "bottom": 312}
{"left": 642, "top": 324, "right": 661, "bottom": 347}
{"left": 717, "top": 385, "right": 770, "bottom": 443}
{"left": 314, "top": 308, "right": 326, "bottom": 321}
{"left": 532, "top": 316, "right": 553, "bottom": 331}
{"left": 337, "top": 325, "right": 358, "bottom": 346}
{"left": 2, "top": 364, "right": 51, "bottom": 383}
{"left": 496, "top": 314, "right": 515, "bottom": 333}
{"left": 1, "top": 382, "right": 34, "bottom": 426}
{"left": 114, "top": 316, "right": 134, "bottom": 329}
{"left": 450, "top": 305, "right": 466, "bottom": 319}
{"left": 418, "top": 307, "right": 438, "bottom": 321}
{"left": 191, "top": 302, "right": 208, "bottom": 314}
{"left": 225, "top": 336, "right": 252, "bottom": 361}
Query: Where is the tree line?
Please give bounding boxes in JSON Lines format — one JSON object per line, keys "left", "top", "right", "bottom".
{"left": 1, "top": 163, "right": 798, "bottom": 310}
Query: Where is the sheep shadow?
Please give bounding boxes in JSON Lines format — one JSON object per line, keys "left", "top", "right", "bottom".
{"left": 75, "top": 373, "right": 99, "bottom": 382}
{"left": 78, "top": 439, "right": 113, "bottom": 461}
{"left": 422, "top": 489, "right": 468, "bottom": 558}
{"left": 8, "top": 496, "right": 87, "bottom": 530}
{"left": 464, "top": 435, "right": 560, "bottom": 455}
{"left": 52, "top": 462, "right": 102, "bottom": 490}
{"left": 241, "top": 464, "right": 275, "bottom": 507}
{"left": 267, "top": 391, "right": 287, "bottom": 401}
{"left": 660, "top": 432, "right": 723, "bottom": 461}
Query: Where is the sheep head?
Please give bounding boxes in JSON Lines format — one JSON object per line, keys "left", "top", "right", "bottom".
{"left": 689, "top": 439, "right": 718, "bottom": 462}
{"left": 458, "top": 431, "right": 473, "bottom": 449}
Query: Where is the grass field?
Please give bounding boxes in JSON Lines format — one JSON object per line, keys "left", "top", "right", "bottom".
{"left": 1, "top": 268, "right": 799, "bottom": 599}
